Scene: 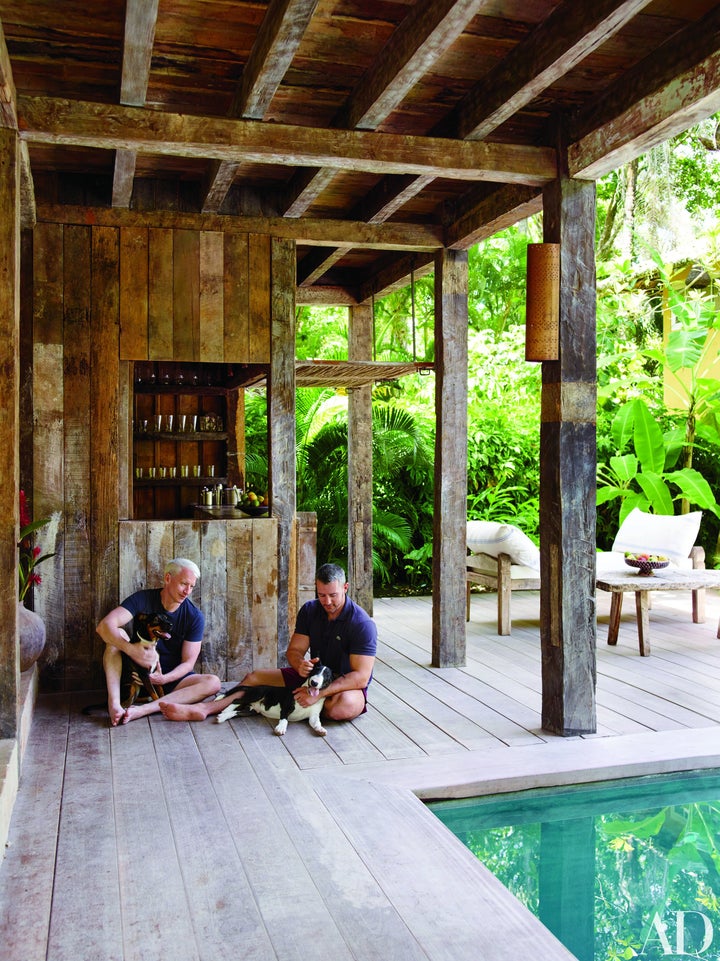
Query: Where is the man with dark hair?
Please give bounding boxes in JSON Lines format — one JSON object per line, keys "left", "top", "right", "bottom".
{"left": 161, "top": 563, "right": 377, "bottom": 723}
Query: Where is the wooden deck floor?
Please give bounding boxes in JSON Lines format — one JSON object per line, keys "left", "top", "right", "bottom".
{"left": 3, "top": 587, "right": 720, "bottom": 961}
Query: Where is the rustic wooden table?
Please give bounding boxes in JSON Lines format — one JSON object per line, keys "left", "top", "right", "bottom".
{"left": 596, "top": 567, "right": 720, "bottom": 656}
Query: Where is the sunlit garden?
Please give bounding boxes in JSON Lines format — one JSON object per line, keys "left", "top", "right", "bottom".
{"left": 244, "top": 114, "right": 720, "bottom": 594}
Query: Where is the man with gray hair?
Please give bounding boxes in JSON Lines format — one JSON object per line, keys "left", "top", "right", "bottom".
{"left": 96, "top": 557, "right": 221, "bottom": 725}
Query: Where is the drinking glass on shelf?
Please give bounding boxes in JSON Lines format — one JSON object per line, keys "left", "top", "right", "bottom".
{"left": 169, "top": 466, "right": 177, "bottom": 478}
{"left": 135, "top": 467, "right": 143, "bottom": 478}
{"left": 148, "top": 467, "right": 156, "bottom": 478}
{"left": 163, "top": 414, "right": 174, "bottom": 433}
{"left": 153, "top": 415, "right": 162, "bottom": 433}
{"left": 159, "top": 467, "right": 167, "bottom": 478}
{"left": 205, "top": 465, "right": 215, "bottom": 477}
{"left": 192, "top": 465, "right": 201, "bottom": 477}
{"left": 188, "top": 415, "right": 197, "bottom": 432}
{"left": 181, "top": 465, "right": 189, "bottom": 477}
{"left": 177, "top": 414, "right": 187, "bottom": 432}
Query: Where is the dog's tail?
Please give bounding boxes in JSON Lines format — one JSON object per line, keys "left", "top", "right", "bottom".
{"left": 81, "top": 702, "right": 108, "bottom": 716}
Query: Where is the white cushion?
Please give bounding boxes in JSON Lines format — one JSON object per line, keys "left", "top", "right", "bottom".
{"left": 611, "top": 508, "right": 701, "bottom": 566}
{"left": 466, "top": 521, "right": 540, "bottom": 571}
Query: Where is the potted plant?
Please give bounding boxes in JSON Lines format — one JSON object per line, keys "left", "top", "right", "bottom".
{"left": 17, "top": 490, "right": 55, "bottom": 671}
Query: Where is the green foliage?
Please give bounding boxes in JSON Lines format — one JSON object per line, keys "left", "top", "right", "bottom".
{"left": 466, "top": 326, "right": 541, "bottom": 539}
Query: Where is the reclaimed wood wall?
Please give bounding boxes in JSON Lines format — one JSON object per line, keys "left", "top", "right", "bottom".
{"left": 29, "top": 220, "right": 279, "bottom": 691}
{"left": 119, "top": 519, "right": 278, "bottom": 680}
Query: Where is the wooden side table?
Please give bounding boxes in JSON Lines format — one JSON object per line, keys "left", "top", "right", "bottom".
{"left": 596, "top": 568, "right": 720, "bottom": 656}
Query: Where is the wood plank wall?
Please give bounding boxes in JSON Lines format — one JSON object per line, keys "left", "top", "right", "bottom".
{"left": 30, "top": 221, "right": 277, "bottom": 691}
{"left": 119, "top": 519, "right": 278, "bottom": 680}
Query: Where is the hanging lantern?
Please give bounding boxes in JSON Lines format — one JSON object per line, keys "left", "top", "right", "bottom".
{"left": 525, "top": 243, "right": 560, "bottom": 362}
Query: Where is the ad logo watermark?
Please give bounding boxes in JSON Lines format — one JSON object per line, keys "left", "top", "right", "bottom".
{"left": 641, "top": 910, "right": 716, "bottom": 957}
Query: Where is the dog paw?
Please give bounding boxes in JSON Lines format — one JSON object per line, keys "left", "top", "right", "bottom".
{"left": 274, "top": 720, "right": 288, "bottom": 736}
{"left": 313, "top": 726, "right": 327, "bottom": 737}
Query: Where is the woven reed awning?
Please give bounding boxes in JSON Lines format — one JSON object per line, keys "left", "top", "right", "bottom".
{"left": 295, "top": 360, "right": 434, "bottom": 388}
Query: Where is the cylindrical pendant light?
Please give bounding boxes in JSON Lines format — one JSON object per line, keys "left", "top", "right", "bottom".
{"left": 525, "top": 243, "right": 560, "bottom": 362}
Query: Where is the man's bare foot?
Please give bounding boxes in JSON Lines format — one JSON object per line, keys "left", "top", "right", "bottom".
{"left": 109, "top": 703, "right": 125, "bottom": 727}
{"left": 159, "top": 701, "right": 209, "bottom": 722}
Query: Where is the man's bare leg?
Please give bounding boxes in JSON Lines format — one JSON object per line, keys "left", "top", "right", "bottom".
{"left": 103, "top": 647, "right": 127, "bottom": 727}
{"left": 121, "top": 673, "right": 221, "bottom": 723}
{"left": 160, "top": 668, "right": 285, "bottom": 722}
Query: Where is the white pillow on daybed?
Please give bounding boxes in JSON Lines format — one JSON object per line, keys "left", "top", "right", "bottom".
{"left": 596, "top": 507, "right": 702, "bottom": 573}
{"left": 466, "top": 521, "right": 540, "bottom": 571}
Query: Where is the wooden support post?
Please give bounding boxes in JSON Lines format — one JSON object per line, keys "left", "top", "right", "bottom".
{"left": 269, "top": 236, "right": 296, "bottom": 660}
{"left": 0, "top": 127, "right": 20, "bottom": 737}
{"left": 348, "top": 302, "right": 374, "bottom": 614}
{"left": 432, "top": 248, "right": 468, "bottom": 667}
{"left": 540, "top": 176, "right": 597, "bottom": 735}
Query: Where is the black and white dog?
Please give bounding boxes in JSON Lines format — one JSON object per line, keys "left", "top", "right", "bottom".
{"left": 216, "top": 661, "right": 334, "bottom": 736}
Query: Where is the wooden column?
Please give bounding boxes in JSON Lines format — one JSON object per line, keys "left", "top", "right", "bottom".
{"left": 540, "top": 176, "right": 597, "bottom": 735}
{"left": 269, "top": 236, "right": 296, "bottom": 660}
{"left": 431, "top": 248, "right": 468, "bottom": 667}
{"left": 348, "top": 302, "right": 374, "bottom": 614}
{"left": 0, "top": 127, "right": 20, "bottom": 736}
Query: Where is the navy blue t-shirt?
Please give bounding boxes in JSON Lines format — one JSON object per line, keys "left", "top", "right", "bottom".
{"left": 120, "top": 588, "right": 205, "bottom": 674}
{"left": 295, "top": 595, "right": 377, "bottom": 678}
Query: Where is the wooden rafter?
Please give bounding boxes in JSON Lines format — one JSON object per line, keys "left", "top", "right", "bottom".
{"left": 280, "top": 0, "right": 484, "bottom": 218}
{"left": 112, "top": 0, "right": 159, "bottom": 208}
{"left": 203, "top": 0, "right": 320, "bottom": 213}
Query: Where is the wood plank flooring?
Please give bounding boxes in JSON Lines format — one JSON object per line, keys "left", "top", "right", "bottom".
{"left": 2, "top": 587, "right": 720, "bottom": 961}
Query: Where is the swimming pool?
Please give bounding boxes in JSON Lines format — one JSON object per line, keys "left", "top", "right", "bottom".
{"left": 428, "top": 770, "right": 720, "bottom": 961}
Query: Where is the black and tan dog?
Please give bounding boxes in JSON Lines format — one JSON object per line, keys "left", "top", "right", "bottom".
{"left": 121, "top": 611, "right": 173, "bottom": 709}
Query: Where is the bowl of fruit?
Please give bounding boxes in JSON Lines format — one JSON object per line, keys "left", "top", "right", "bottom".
{"left": 236, "top": 490, "right": 269, "bottom": 517}
{"left": 624, "top": 551, "right": 669, "bottom": 576}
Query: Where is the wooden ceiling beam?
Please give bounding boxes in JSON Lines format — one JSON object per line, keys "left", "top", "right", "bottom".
{"left": 447, "top": 0, "right": 653, "bottom": 141}
{"left": 202, "top": 0, "right": 319, "bottom": 213}
{"left": 280, "top": 0, "right": 484, "bottom": 217}
{"left": 354, "top": 0, "right": 651, "bottom": 240}
{"left": 297, "top": 246, "right": 353, "bottom": 287}
{"left": 35, "top": 202, "right": 443, "bottom": 251}
{"left": 445, "top": 183, "right": 543, "bottom": 250}
{"left": 18, "top": 96, "right": 557, "bottom": 184}
{"left": 569, "top": 5, "right": 720, "bottom": 179}
{"left": 112, "top": 0, "right": 159, "bottom": 208}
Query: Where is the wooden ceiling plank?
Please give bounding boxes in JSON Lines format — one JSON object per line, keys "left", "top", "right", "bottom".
{"left": 452, "top": 0, "right": 654, "bottom": 141}
{"left": 18, "top": 96, "right": 557, "bottom": 185}
{"left": 281, "top": 0, "right": 484, "bottom": 217}
{"left": 203, "top": 0, "right": 319, "bottom": 213}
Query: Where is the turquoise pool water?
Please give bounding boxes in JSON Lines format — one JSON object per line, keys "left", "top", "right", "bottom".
{"left": 428, "top": 770, "right": 720, "bottom": 961}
